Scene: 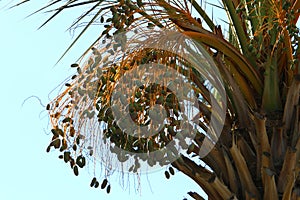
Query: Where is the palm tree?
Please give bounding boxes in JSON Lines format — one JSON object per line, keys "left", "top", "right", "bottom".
{"left": 16, "top": 0, "right": 300, "bottom": 199}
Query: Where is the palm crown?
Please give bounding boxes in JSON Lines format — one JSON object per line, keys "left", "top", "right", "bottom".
{"left": 16, "top": 0, "right": 300, "bottom": 199}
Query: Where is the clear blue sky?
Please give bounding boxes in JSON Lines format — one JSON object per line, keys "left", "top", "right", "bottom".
{"left": 0, "top": 1, "right": 207, "bottom": 200}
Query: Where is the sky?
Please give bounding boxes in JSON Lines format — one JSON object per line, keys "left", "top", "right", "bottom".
{"left": 0, "top": 1, "right": 208, "bottom": 200}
